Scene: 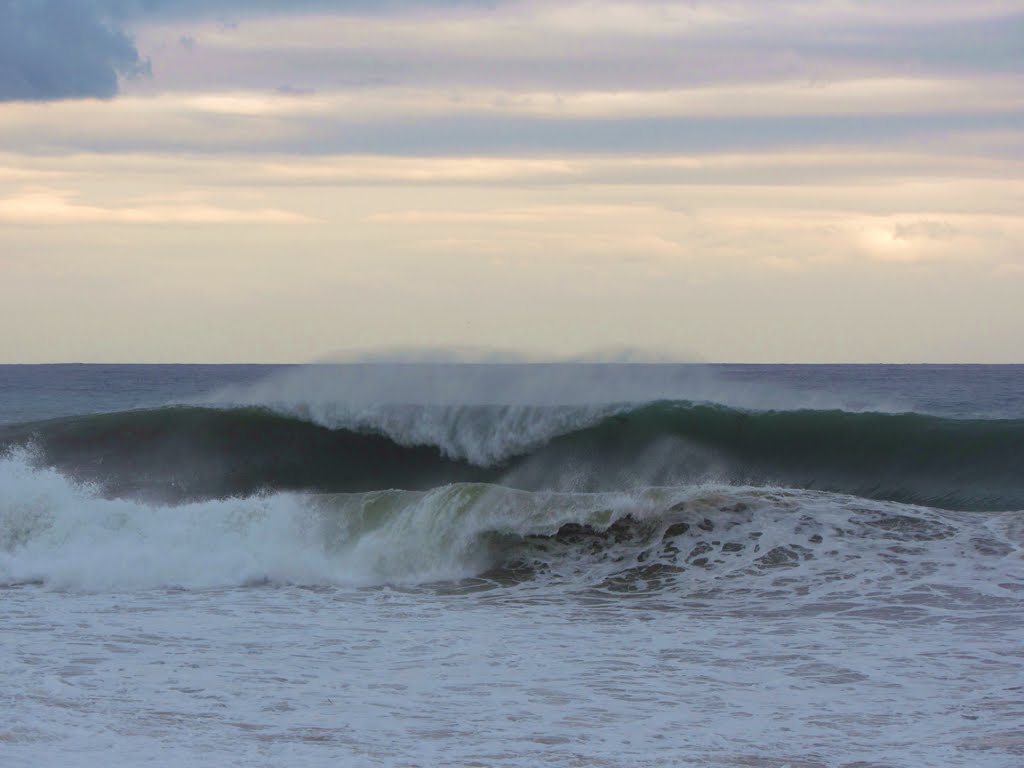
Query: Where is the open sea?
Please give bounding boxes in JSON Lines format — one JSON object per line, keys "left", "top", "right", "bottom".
{"left": 1, "top": 363, "right": 1022, "bottom": 767}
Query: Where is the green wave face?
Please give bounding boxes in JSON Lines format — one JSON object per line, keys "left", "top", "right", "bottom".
{"left": 530, "top": 403, "right": 1024, "bottom": 511}
{"left": 1, "top": 402, "right": 1022, "bottom": 511}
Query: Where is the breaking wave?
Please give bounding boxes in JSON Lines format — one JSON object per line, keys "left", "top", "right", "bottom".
{"left": 1, "top": 451, "right": 1019, "bottom": 593}
{"left": 2, "top": 401, "right": 1022, "bottom": 510}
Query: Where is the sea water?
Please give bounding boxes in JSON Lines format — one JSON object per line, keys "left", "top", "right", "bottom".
{"left": 1, "top": 364, "right": 1022, "bottom": 767}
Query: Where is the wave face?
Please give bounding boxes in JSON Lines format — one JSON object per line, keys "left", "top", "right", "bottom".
{"left": 2, "top": 451, "right": 1019, "bottom": 592}
{"left": 2, "top": 400, "right": 1022, "bottom": 511}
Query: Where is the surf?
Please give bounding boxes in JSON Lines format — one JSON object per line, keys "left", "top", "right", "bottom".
{"left": 2, "top": 450, "right": 1017, "bottom": 593}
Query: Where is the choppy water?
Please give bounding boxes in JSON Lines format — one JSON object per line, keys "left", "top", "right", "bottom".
{"left": 1, "top": 364, "right": 1022, "bottom": 767}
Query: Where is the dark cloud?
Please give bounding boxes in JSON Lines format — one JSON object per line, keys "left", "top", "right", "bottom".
{"left": 0, "top": 0, "right": 486, "bottom": 102}
{"left": 1, "top": 1, "right": 1018, "bottom": 103}
{"left": 275, "top": 84, "right": 316, "bottom": 96}
{"left": 0, "top": 1, "right": 148, "bottom": 101}
{"left": 125, "top": 0, "right": 491, "bottom": 18}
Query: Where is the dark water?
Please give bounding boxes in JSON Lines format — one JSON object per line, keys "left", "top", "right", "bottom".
{"left": 2, "top": 363, "right": 1023, "bottom": 424}
{"left": 1, "top": 364, "right": 1022, "bottom": 510}
{"left": 0, "top": 364, "right": 287, "bottom": 425}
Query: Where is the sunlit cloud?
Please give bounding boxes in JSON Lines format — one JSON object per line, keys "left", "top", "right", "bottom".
{"left": 257, "top": 156, "right": 577, "bottom": 183}
{"left": 859, "top": 215, "right": 1022, "bottom": 264}
{"left": 0, "top": 187, "right": 314, "bottom": 224}
{"left": 368, "top": 205, "right": 667, "bottom": 224}
{"left": 4, "top": 145, "right": 1023, "bottom": 189}
{"left": 238, "top": 78, "right": 1018, "bottom": 120}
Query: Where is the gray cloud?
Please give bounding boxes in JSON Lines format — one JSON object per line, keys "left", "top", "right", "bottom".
{"left": 125, "top": 0, "right": 491, "bottom": 16}
{"left": 794, "top": 15, "right": 1024, "bottom": 76}
{"left": 0, "top": 1, "right": 487, "bottom": 102}
{"left": 2, "top": 1, "right": 1021, "bottom": 103}
{"left": 286, "top": 112, "right": 1024, "bottom": 157}
{"left": 0, "top": 0, "right": 148, "bottom": 101}
{"left": 4, "top": 105, "right": 1018, "bottom": 158}
{"left": 125, "top": 4, "right": 1024, "bottom": 98}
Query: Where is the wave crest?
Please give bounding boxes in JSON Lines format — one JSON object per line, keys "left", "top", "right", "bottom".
{"left": 3, "top": 401, "right": 1023, "bottom": 511}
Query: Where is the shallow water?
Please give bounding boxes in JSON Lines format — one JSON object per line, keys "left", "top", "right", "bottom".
{"left": 4, "top": 568, "right": 1022, "bottom": 767}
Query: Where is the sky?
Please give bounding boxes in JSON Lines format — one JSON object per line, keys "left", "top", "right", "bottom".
{"left": 1, "top": 0, "right": 1022, "bottom": 363}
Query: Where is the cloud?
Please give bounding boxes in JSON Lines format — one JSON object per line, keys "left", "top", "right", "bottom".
{"left": 857, "top": 215, "right": 1020, "bottom": 264}
{"left": 188, "top": 2, "right": 1019, "bottom": 58}
{"left": 367, "top": 204, "right": 667, "bottom": 224}
{"left": 0, "top": 187, "right": 314, "bottom": 224}
{"left": 2, "top": 85, "right": 1021, "bottom": 158}
{"left": 0, "top": 1, "right": 487, "bottom": 101}
{"left": 4, "top": 1, "right": 1023, "bottom": 102}
{"left": 0, "top": 1, "right": 149, "bottom": 101}
{"left": 125, "top": 1, "right": 1024, "bottom": 97}
{"left": 162, "top": 78, "right": 1024, "bottom": 121}
{"left": 3, "top": 146, "right": 1022, "bottom": 209}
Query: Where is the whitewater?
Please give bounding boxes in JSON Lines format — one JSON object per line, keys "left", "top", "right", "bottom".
{"left": 2, "top": 363, "right": 1022, "bottom": 767}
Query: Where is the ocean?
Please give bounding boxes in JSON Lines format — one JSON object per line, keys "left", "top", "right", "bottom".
{"left": 1, "top": 363, "right": 1022, "bottom": 767}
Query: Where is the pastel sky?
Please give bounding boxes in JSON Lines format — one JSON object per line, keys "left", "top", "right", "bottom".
{"left": 1, "top": 0, "right": 1022, "bottom": 362}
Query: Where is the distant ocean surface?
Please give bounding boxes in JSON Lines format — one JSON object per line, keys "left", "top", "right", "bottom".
{"left": 2, "top": 363, "right": 1022, "bottom": 767}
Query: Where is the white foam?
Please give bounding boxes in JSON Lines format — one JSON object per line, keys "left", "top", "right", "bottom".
{"left": 3, "top": 450, "right": 1021, "bottom": 600}
{"left": 0, "top": 451, "right": 671, "bottom": 590}
{"left": 0, "top": 450, "right": 328, "bottom": 590}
